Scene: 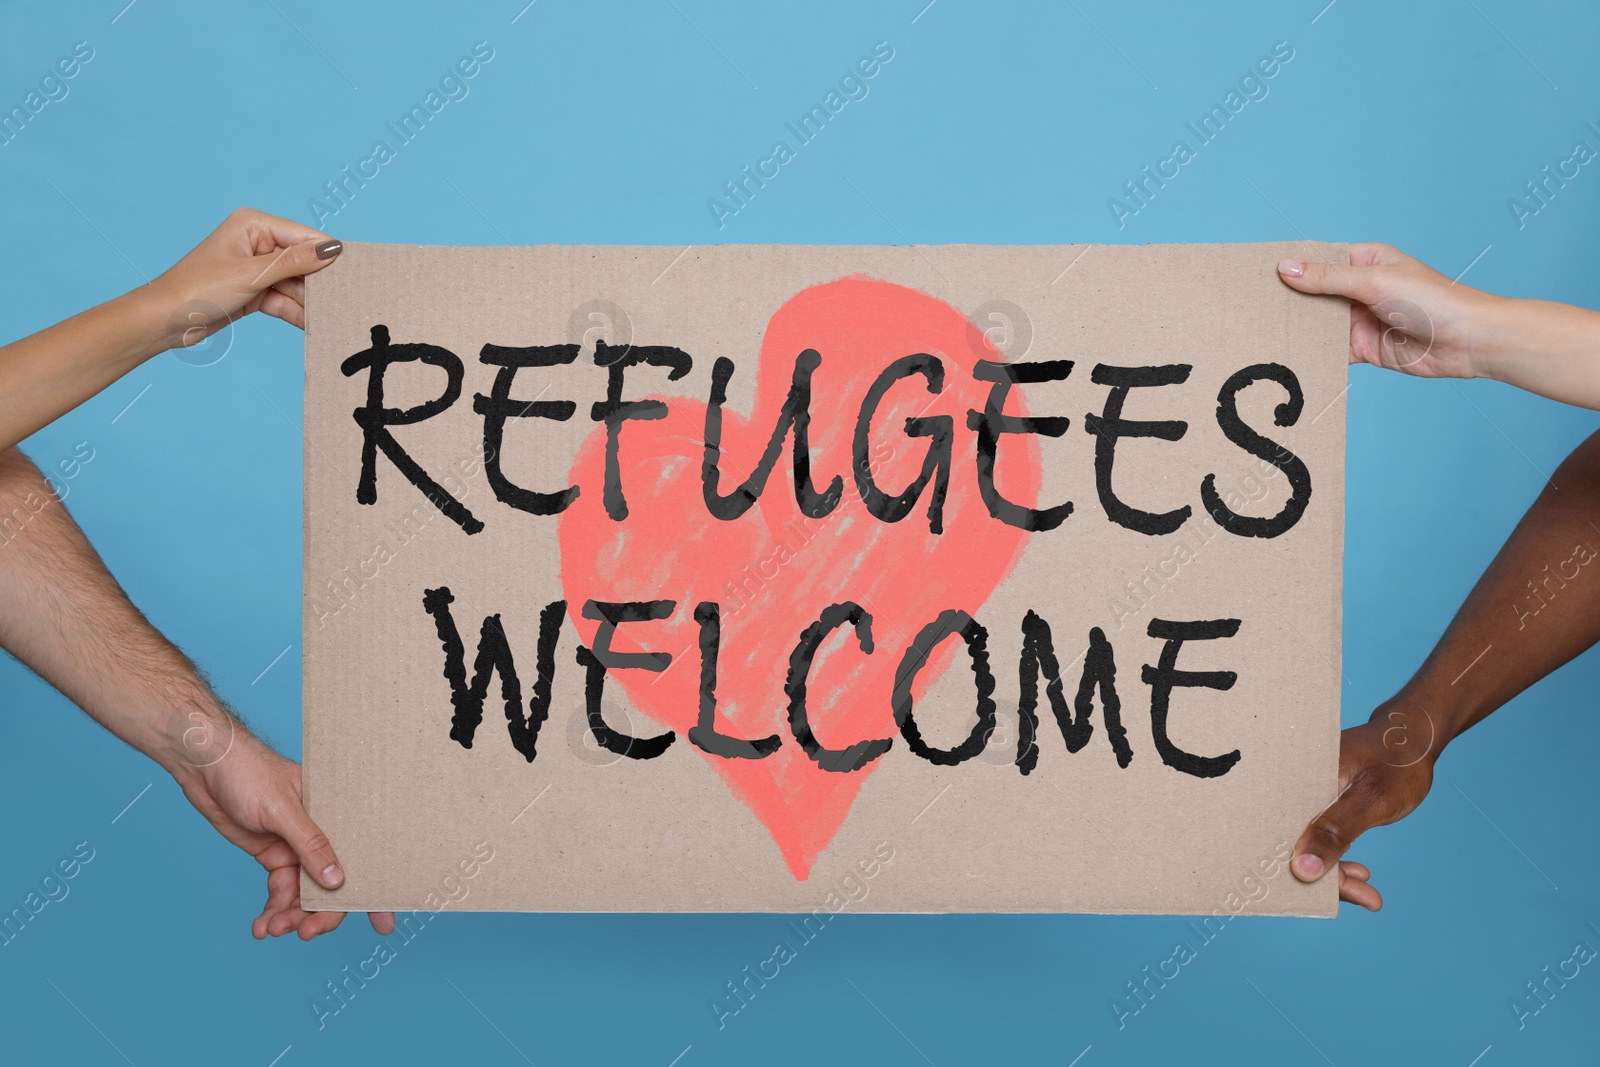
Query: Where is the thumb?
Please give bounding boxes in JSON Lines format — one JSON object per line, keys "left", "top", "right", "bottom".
{"left": 1291, "top": 772, "right": 1386, "bottom": 884}
{"left": 263, "top": 792, "right": 345, "bottom": 890}
{"left": 247, "top": 237, "right": 342, "bottom": 291}
{"left": 1278, "top": 257, "right": 1384, "bottom": 305}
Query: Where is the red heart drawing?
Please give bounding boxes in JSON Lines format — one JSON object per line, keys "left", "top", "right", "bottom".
{"left": 559, "top": 276, "right": 1038, "bottom": 879}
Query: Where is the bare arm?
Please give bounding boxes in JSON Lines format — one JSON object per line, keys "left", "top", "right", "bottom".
{"left": 1278, "top": 242, "right": 1600, "bottom": 410}
{"left": 0, "top": 447, "right": 391, "bottom": 939}
{"left": 1475, "top": 297, "right": 1600, "bottom": 413}
{"left": 0, "top": 208, "right": 340, "bottom": 452}
{"left": 1292, "top": 428, "right": 1600, "bottom": 908}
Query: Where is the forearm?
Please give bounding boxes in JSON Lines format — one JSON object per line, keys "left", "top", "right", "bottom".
{"left": 1476, "top": 296, "right": 1600, "bottom": 410}
{"left": 1386, "top": 428, "right": 1600, "bottom": 743}
{"left": 0, "top": 446, "right": 231, "bottom": 784}
{"left": 0, "top": 287, "right": 174, "bottom": 452}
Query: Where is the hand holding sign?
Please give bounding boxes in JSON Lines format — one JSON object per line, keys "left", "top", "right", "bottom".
{"left": 1278, "top": 242, "right": 1600, "bottom": 409}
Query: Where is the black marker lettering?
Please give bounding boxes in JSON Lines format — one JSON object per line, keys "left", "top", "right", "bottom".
{"left": 853, "top": 354, "right": 953, "bottom": 534}
{"left": 575, "top": 600, "right": 677, "bottom": 759}
{"left": 590, "top": 339, "right": 693, "bottom": 520}
{"left": 892, "top": 609, "right": 996, "bottom": 766}
{"left": 786, "top": 602, "right": 891, "bottom": 772}
{"left": 966, "top": 359, "right": 1074, "bottom": 531}
{"left": 703, "top": 351, "right": 843, "bottom": 520}
{"left": 1142, "top": 617, "right": 1242, "bottom": 778}
{"left": 1200, "top": 363, "right": 1312, "bottom": 538}
{"left": 1084, "top": 364, "right": 1192, "bottom": 536}
{"left": 687, "top": 601, "right": 781, "bottom": 759}
{"left": 473, "top": 342, "right": 580, "bottom": 516}
{"left": 1015, "top": 613, "right": 1131, "bottom": 774}
{"left": 342, "top": 325, "right": 481, "bottom": 533}
{"left": 421, "top": 586, "right": 561, "bottom": 762}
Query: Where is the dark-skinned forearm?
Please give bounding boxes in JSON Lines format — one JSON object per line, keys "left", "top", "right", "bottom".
{"left": 1385, "top": 428, "right": 1600, "bottom": 745}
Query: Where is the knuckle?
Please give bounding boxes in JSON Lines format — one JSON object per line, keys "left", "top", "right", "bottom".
{"left": 302, "top": 831, "right": 332, "bottom": 857}
{"left": 1309, "top": 815, "right": 1349, "bottom": 852}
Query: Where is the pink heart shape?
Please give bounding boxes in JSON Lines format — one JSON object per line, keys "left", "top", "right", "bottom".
{"left": 559, "top": 276, "right": 1038, "bottom": 878}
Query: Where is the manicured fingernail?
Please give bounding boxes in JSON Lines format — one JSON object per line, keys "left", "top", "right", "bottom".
{"left": 315, "top": 239, "right": 343, "bottom": 260}
{"left": 1278, "top": 258, "right": 1305, "bottom": 278}
{"left": 320, "top": 863, "right": 344, "bottom": 887}
{"left": 1294, "top": 854, "right": 1323, "bottom": 879}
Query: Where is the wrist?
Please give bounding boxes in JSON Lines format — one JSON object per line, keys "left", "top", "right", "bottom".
{"left": 120, "top": 280, "right": 190, "bottom": 362}
{"left": 1369, "top": 668, "right": 1480, "bottom": 754}
{"left": 1364, "top": 699, "right": 1447, "bottom": 770}
{"left": 104, "top": 283, "right": 180, "bottom": 367}
{"left": 1464, "top": 292, "right": 1525, "bottom": 384}
{"left": 147, "top": 687, "right": 242, "bottom": 789}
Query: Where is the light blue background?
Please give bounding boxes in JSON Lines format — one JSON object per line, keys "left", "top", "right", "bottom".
{"left": 2, "top": 1, "right": 1598, "bottom": 1064}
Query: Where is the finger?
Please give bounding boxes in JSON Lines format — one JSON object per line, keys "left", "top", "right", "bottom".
{"left": 370, "top": 911, "right": 396, "bottom": 936}
{"left": 253, "top": 902, "right": 275, "bottom": 940}
{"left": 235, "top": 207, "right": 330, "bottom": 252}
{"left": 271, "top": 276, "right": 305, "bottom": 305}
{"left": 265, "top": 874, "right": 310, "bottom": 938}
{"left": 269, "top": 906, "right": 311, "bottom": 938}
{"left": 257, "top": 288, "right": 306, "bottom": 330}
{"left": 255, "top": 865, "right": 302, "bottom": 937}
{"left": 247, "top": 237, "right": 342, "bottom": 292}
{"left": 254, "top": 879, "right": 280, "bottom": 939}
{"left": 1349, "top": 303, "right": 1384, "bottom": 366}
{"left": 1340, "top": 860, "right": 1371, "bottom": 882}
{"left": 1291, "top": 772, "right": 1387, "bottom": 882}
{"left": 298, "top": 909, "right": 346, "bottom": 941}
{"left": 258, "top": 791, "right": 344, "bottom": 890}
{"left": 1277, "top": 256, "right": 1388, "bottom": 305}
{"left": 253, "top": 838, "right": 302, "bottom": 875}
{"left": 1338, "top": 865, "right": 1383, "bottom": 911}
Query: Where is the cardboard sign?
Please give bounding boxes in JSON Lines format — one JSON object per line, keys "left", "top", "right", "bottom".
{"left": 302, "top": 242, "right": 1345, "bottom": 916}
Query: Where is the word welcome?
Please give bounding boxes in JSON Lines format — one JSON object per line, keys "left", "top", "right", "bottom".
{"left": 708, "top": 40, "right": 895, "bottom": 229}
{"left": 1108, "top": 41, "right": 1295, "bottom": 229}
{"left": 307, "top": 41, "right": 495, "bottom": 228}
{"left": 1, "top": 840, "right": 95, "bottom": 947}
{"left": 711, "top": 840, "right": 895, "bottom": 1029}
{"left": 426, "top": 589, "right": 1248, "bottom": 779}
{"left": 0, "top": 41, "right": 94, "bottom": 148}
{"left": 341, "top": 325, "right": 1314, "bottom": 542}
{"left": 1507, "top": 120, "right": 1600, "bottom": 230}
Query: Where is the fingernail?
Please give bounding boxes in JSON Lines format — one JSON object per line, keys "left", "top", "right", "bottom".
{"left": 1294, "top": 853, "right": 1323, "bottom": 879}
{"left": 315, "top": 239, "right": 343, "bottom": 260}
{"left": 320, "top": 863, "right": 344, "bottom": 888}
{"left": 1278, "top": 258, "right": 1305, "bottom": 278}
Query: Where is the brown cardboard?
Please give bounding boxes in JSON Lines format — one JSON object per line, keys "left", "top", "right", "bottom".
{"left": 301, "top": 242, "right": 1346, "bottom": 917}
